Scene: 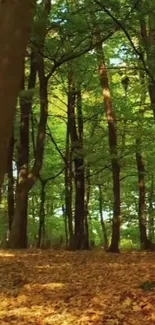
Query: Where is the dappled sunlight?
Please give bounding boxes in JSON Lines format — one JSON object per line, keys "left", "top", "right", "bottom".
{"left": 0, "top": 251, "right": 15, "bottom": 257}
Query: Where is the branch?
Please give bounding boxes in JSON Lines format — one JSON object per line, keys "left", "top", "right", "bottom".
{"left": 39, "top": 167, "right": 65, "bottom": 185}
{"left": 94, "top": 0, "right": 155, "bottom": 82}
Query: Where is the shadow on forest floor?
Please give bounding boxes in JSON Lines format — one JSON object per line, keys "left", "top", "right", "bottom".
{"left": 0, "top": 249, "right": 155, "bottom": 324}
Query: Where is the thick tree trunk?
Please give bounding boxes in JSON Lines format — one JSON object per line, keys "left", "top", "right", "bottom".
{"left": 0, "top": 0, "right": 35, "bottom": 185}
{"left": 7, "top": 134, "right": 15, "bottom": 232}
{"left": 95, "top": 40, "right": 120, "bottom": 253}
{"left": 10, "top": 186, "right": 28, "bottom": 248}
{"left": 98, "top": 185, "right": 109, "bottom": 250}
{"left": 10, "top": 53, "right": 37, "bottom": 248}
{"left": 10, "top": 1, "right": 50, "bottom": 248}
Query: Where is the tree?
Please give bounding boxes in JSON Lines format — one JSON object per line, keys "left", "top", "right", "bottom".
{"left": 0, "top": 0, "right": 35, "bottom": 185}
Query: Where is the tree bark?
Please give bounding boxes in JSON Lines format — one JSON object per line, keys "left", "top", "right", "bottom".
{"left": 139, "top": 3, "right": 155, "bottom": 118}
{"left": 9, "top": 1, "right": 50, "bottom": 249}
{"left": 148, "top": 175, "right": 154, "bottom": 241}
{"left": 136, "top": 142, "right": 151, "bottom": 249}
{"left": 10, "top": 55, "right": 48, "bottom": 248}
{"left": 98, "top": 185, "right": 109, "bottom": 250}
{"left": 9, "top": 52, "right": 37, "bottom": 248}
{"left": 95, "top": 35, "right": 120, "bottom": 253}
{"left": 65, "top": 107, "right": 73, "bottom": 248}
{"left": 0, "top": 0, "right": 35, "bottom": 185}
{"left": 68, "top": 72, "right": 86, "bottom": 249}
{"left": 37, "top": 181, "right": 46, "bottom": 248}
{"left": 7, "top": 134, "right": 15, "bottom": 232}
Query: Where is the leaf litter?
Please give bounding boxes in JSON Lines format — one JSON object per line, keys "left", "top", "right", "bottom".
{"left": 0, "top": 250, "right": 155, "bottom": 324}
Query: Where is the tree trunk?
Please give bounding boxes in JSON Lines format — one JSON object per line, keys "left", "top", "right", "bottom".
{"left": 98, "top": 185, "right": 109, "bottom": 250}
{"left": 139, "top": 4, "right": 155, "bottom": 118}
{"left": 7, "top": 134, "right": 15, "bottom": 232}
{"left": 10, "top": 52, "right": 37, "bottom": 248}
{"left": 37, "top": 181, "right": 46, "bottom": 248}
{"left": 62, "top": 204, "right": 69, "bottom": 247}
{"left": 136, "top": 142, "right": 154, "bottom": 249}
{"left": 68, "top": 72, "right": 86, "bottom": 249}
{"left": 0, "top": 0, "right": 35, "bottom": 185}
{"left": 65, "top": 107, "right": 73, "bottom": 248}
{"left": 10, "top": 1, "right": 51, "bottom": 248}
{"left": 10, "top": 57, "right": 48, "bottom": 248}
{"left": 148, "top": 175, "right": 154, "bottom": 241}
{"left": 95, "top": 37, "right": 120, "bottom": 253}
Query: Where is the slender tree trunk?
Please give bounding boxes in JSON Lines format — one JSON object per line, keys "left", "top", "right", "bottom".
{"left": 7, "top": 134, "right": 15, "bottom": 232}
{"left": 84, "top": 166, "right": 91, "bottom": 249}
{"left": 95, "top": 39, "right": 120, "bottom": 253}
{"left": 136, "top": 142, "right": 155, "bottom": 250}
{"left": 148, "top": 175, "right": 154, "bottom": 241}
{"left": 65, "top": 109, "right": 73, "bottom": 247}
{"left": 136, "top": 142, "right": 151, "bottom": 249}
{"left": 139, "top": 3, "right": 155, "bottom": 118}
{"left": 135, "top": 63, "right": 155, "bottom": 250}
{"left": 77, "top": 88, "right": 89, "bottom": 249}
{"left": 62, "top": 204, "right": 69, "bottom": 247}
{"left": 37, "top": 181, "right": 46, "bottom": 248}
{"left": 98, "top": 185, "right": 109, "bottom": 250}
{"left": 68, "top": 72, "right": 86, "bottom": 250}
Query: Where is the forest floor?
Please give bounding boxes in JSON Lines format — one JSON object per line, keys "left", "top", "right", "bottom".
{"left": 0, "top": 250, "right": 155, "bottom": 325}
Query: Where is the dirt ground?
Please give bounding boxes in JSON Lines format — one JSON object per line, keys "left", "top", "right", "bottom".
{"left": 0, "top": 249, "right": 155, "bottom": 324}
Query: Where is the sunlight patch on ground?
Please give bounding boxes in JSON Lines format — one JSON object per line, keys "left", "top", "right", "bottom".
{"left": 0, "top": 251, "right": 15, "bottom": 257}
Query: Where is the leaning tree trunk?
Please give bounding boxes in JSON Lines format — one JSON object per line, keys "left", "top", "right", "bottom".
{"left": 95, "top": 34, "right": 120, "bottom": 253}
{"left": 0, "top": 0, "right": 35, "bottom": 185}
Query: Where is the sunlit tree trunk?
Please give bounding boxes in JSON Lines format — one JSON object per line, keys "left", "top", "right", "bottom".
{"left": 95, "top": 36, "right": 120, "bottom": 253}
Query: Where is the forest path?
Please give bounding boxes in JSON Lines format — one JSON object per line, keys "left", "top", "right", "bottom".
{"left": 0, "top": 249, "right": 155, "bottom": 324}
